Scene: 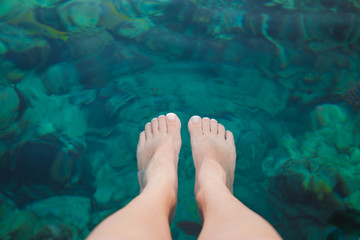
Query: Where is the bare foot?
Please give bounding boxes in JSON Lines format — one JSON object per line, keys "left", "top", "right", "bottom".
{"left": 136, "top": 113, "right": 181, "bottom": 204}
{"left": 188, "top": 116, "right": 282, "bottom": 240}
{"left": 188, "top": 116, "right": 236, "bottom": 196}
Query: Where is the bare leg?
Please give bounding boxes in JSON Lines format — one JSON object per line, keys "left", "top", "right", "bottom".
{"left": 87, "top": 113, "right": 181, "bottom": 240}
{"left": 188, "top": 116, "right": 282, "bottom": 240}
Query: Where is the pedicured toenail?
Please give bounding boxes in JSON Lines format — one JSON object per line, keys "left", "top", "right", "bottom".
{"left": 166, "top": 113, "right": 176, "bottom": 121}
{"left": 191, "top": 116, "right": 200, "bottom": 123}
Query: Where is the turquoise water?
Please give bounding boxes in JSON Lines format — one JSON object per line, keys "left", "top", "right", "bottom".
{"left": 1, "top": 0, "right": 360, "bottom": 239}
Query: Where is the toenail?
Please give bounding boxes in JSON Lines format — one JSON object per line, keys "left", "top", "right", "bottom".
{"left": 191, "top": 116, "right": 200, "bottom": 123}
{"left": 166, "top": 113, "right": 176, "bottom": 121}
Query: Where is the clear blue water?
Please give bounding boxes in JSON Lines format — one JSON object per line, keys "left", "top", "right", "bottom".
{"left": 1, "top": 0, "right": 360, "bottom": 239}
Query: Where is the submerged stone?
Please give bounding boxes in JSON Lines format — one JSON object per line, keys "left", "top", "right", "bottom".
{"left": 42, "top": 62, "right": 79, "bottom": 95}
{"left": 0, "top": 87, "right": 20, "bottom": 130}
{"left": 12, "top": 140, "right": 63, "bottom": 183}
{"left": 30, "top": 0, "right": 63, "bottom": 8}
{"left": 312, "top": 104, "right": 347, "bottom": 128}
{"left": 8, "top": 44, "right": 51, "bottom": 70}
{"left": 347, "top": 191, "right": 360, "bottom": 211}
{"left": 66, "top": 29, "right": 114, "bottom": 59}
{"left": 28, "top": 196, "right": 91, "bottom": 238}
{"left": 0, "top": 193, "right": 42, "bottom": 240}
{"left": 57, "top": 0, "right": 102, "bottom": 32}
{"left": 0, "top": 40, "right": 7, "bottom": 54}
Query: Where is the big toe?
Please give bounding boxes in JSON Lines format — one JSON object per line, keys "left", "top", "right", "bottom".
{"left": 166, "top": 113, "right": 181, "bottom": 135}
{"left": 188, "top": 116, "right": 202, "bottom": 138}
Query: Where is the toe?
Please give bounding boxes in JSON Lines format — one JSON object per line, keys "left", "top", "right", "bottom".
{"left": 151, "top": 117, "right": 159, "bottom": 134}
{"left": 202, "top": 117, "right": 211, "bottom": 134}
{"left": 166, "top": 113, "right": 181, "bottom": 134}
{"left": 188, "top": 116, "right": 202, "bottom": 138}
{"left": 158, "top": 115, "right": 166, "bottom": 133}
{"left": 139, "top": 131, "right": 146, "bottom": 143}
{"left": 225, "top": 130, "right": 234, "bottom": 142}
{"left": 210, "top": 119, "right": 218, "bottom": 134}
{"left": 218, "top": 123, "right": 225, "bottom": 138}
{"left": 145, "top": 122, "right": 152, "bottom": 139}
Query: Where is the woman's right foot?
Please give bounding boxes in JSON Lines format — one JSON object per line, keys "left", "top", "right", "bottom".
{"left": 187, "top": 116, "right": 236, "bottom": 197}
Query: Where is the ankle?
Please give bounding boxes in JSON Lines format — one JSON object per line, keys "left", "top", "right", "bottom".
{"left": 195, "top": 181, "right": 232, "bottom": 220}
{"left": 142, "top": 181, "right": 178, "bottom": 216}
{"left": 196, "top": 160, "right": 228, "bottom": 190}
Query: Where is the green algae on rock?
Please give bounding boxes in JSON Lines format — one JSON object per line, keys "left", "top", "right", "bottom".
{"left": 263, "top": 103, "right": 360, "bottom": 231}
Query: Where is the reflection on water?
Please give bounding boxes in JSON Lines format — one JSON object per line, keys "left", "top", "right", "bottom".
{"left": 0, "top": 0, "right": 360, "bottom": 239}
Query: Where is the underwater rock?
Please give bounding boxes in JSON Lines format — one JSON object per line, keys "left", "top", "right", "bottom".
{"left": 66, "top": 29, "right": 114, "bottom": 59}
{"left": 277, "top": 67, "right": 352, "bottom": 105}
{"left": 76, "top": 56, "right": 110, "bottom": 88}
{"left": 0, "top": 141, "right": 9, "bottom": 167}
{"left": 0, "top": 23, "right": 43, "bottom": 49}
{"left": 309, "top": 104, "right": 358, "bottom": 151}
{"left": 57, "top": 0, "right": 102, "bottom": 32}
{"left": 311, "top": 104, "right": 347, "bottom": 128}
{"left": 264, "top": 155, "right": 340, "bottom": 203}
{"left": 30, "top": 0, "right": 63, "bottom": 8}
{"left": 263, "top": 103, "right": 360, "bottom": 229}
{"left": 344, "top": 82, "right": 360, "bottom": 108}
{"left": 114, "top": 0, "right": 173, "bottom": 17}
{"left": 33, "top": 220, "right": 74, "bottom": 240}
{"left": 33, "top": 7, "right": 65, "bottom": 32}
{"left": 347, "top": 191, "right": 360, "bottom": 212}
{"left": 231, "top": 68, "right": 289, "bottom": 115}
{"left": 1, "top": 60, "right": 26, "bottom": 82}
{"left": 5, "top": 69, "right": 25, "bottom": 82}
{"left": 350, "top": 148, "right": 360, "bottom": 163}
{"left": 90, "top": 148, "right": 137, "bottom": 208}
{"left": 93, "top": 168, "right": 132, "bottom": 208}
{"left": 0, "top": 40, "right": 7, "bottom": 54}
{"left": 0, "top": 86, "right": 20, "bottom": 131}
{"left": 98, "top": 0, "right": 156, "bottom": 38}
{"left": 18, "top": 89, "right": 88, "bottom": 142}
{"left": 12, "top": 140, "right": 62, "bottom": 184}
{"left": 327, "top": 209, "right": 360, "bottom": 236}
{"left": 10, "top": 140, "right": 79, "bottom": 185}
{"left": 75, "top": 41, "right": 153, "bottom": 88}
{"left": 49, "top": 147, "right": 79, "bottom": 184}
{"left": 28, "top": 196, "right": 91, "bottom": 238}
{"left": 7, "top": 43, "right": 52, "bottom": 70}
{"left": 0, "top": 193, "right": 41, "bottom": 240}
{"left": 0, "top": 0, "right": 26, "bottom": 21}
{"left": 42, "top": 62, "right": 79, "bottom": 95}
{"left": 0, "top": 23, "right": 52, "bottom": 69}
{"left": 114, "top": 18, "right": 155, "bottom": 39}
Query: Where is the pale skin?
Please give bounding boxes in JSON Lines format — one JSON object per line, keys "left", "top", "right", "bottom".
{"left": 87, "top": 113, "right": 282, "bottom": 240}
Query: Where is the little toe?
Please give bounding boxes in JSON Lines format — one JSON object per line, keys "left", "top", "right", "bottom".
{"left": 188, "top": 116, "right": 202, "bottom": 138}
{"left": 225, "top": 130, "right": 234, "bottom": 143}
{"left": 166, "top": 113, "right": 181, "bottom": 135}
{"left": 151, "top": 118, "right": 159, "bottom": 134}
{"left": 202, "top": 117, "right": 211, "bottom": 134}
{"left": 139, "top": 131, "right": 146, "bottom": 144}
{"left": 158, "top": 115, "right": 166, "bottom": 133}
{"left": 145, "top": 122, "right": 152, "bottom": 139}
